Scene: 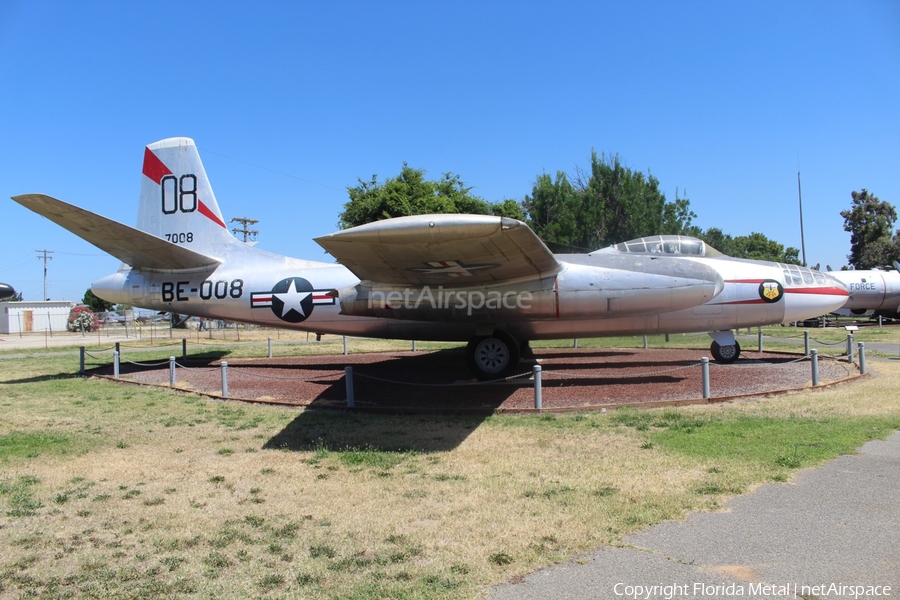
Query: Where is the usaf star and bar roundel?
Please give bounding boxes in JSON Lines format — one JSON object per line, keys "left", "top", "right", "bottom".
{"left": 250, "top": 277, "right": 335, "bottom": 323}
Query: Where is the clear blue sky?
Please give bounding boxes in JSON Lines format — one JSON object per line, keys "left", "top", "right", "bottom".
{"left": 2, "top": 0, "right": 898, "bottom": 302}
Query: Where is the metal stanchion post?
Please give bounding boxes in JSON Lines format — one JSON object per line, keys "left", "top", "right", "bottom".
{"left": 182, "top": 338, "right": 187, "bottom": 360}
{"left": 343, "top": 336, "right": 348, "bottom": 356}
{"left": 533, "top": 365, "right": 542, "bottom": 409}
{"left": 643, "top": 336, "right": 648, "bottom": 349}
{"left": 757, "top": 328, "right": 763, "bottom": 353}
{"left": 113, "top": 350, "right": 119, "bottom": 379}
{"left": 221, "top": 361, "right": 229, "bottom": 398}
{"left": 804, "top": 330, "right": 810, "bottom": 356}
{"left": 847, "top": 333, "right": 854, "bottom": 364}
{"left": 811, "top": 349, "right": 819, "bottom": 386}
{"left": 169, "top": 356, "right": 176, "bottom": 387}
{"left": 573, "top": 338, "right": 578, "bottom": 348}
{"left": 858, "top": 342, "right": 866, "bottom": 375}
{"left": 345, "top": 366, "right": 354, "bottom": 407}
{"left": 701, "top": 357, "right": 710, "bottom": 399}
{"left": 79, "top": 346, "right": 85, "bottom": 374}
{"left": 268, "top": 337, "right": 273, "bottom": 359}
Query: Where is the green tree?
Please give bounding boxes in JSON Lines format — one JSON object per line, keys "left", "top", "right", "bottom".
{"left": 83, "top": 288, "right": 114, "bottom": 312}
{"left": 0, "top": 290, "right": 23, "bottom": 302}
{"left": 730, "top": 232, "right": 800, "bottom": 263}
{"left": 840, "top": 189, "right": 899, "bottom": 269}
{"left": 521, "top": 171, "right": 584, "bottom": 252}
{"left": 524, "top": 152, "right": 697, "bottom": 252}
{"left": 338, "top": 164, "right": 523, "bottom": 229}
{"left": 695, "top": 228, "right": 799, "bottom": 263}
{"left": 661, "top": 189, "right": 700, "bottom": 236}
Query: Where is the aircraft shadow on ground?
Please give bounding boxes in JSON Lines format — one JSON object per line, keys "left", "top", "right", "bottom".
{"left": 0, "top": 372, "right": 85, "bottom": 385}
{"left": 263, "top": 348, "right": 521, "bottom": 453}
{"left": 263, "top": 410, "right": 494, "bottom": 454}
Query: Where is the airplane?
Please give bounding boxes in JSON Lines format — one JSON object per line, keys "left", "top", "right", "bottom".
{"left": 826, "top": 263, "right": 900, "bottom": 319}
{"left": 0, "top": 282, "right": 15, "bottom": 300}
{"left": 12, "top": 137, "right": 850, "bottom": 379}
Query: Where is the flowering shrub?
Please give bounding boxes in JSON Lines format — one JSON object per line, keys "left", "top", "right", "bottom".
{"left": 67, "top": 305, "right": 99, "bottom": 332}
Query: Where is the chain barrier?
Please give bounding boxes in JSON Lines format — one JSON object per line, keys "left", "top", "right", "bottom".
{"left": 227, "top": 367, "right": 340, "bottom": 383}
{"left": 171, "top": 362, "right": 218, "bottom": 373}
{"left": 85, "top": 331, "right": 864, "bottom": 402}
{"left": 808, "top": 337, "right": 847, "bottom": 346}
{"left": 123, "top": 358, "right": 174, "bottom": 368}
{"left": 709, "top": 354, "right": 811, "bottom": 368}
{"left": 544, "top": 362, "right": 701, "bottom": 380}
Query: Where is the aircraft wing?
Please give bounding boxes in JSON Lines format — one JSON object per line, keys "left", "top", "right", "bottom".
{"left": 315, "top": 214, "right": 562, "bottom": 286}
{"left": 12, "top": 194, "right": 221, "bottom": 271}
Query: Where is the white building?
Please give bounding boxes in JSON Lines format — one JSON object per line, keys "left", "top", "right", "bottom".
{"left": 0, "top": 301, "right": 75, "bottom": 334}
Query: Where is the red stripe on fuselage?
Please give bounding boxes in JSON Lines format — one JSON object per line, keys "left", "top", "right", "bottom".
{"left": 142, "top": 147, "right": 172, "bottom": 184}
{"left": 785, "top": 287, "right": 849, "bottom": 297}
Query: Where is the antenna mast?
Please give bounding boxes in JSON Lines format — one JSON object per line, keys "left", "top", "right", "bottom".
{"left": 797, "top": 171, "right": 807, "bottom": 267}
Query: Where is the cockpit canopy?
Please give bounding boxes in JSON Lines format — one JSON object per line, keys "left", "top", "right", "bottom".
{"left": 593, "top": 235, "right": 724, "bottom": 258}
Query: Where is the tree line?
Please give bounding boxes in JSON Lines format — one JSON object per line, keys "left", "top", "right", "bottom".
{"left": 339, "top": 152, "right": 900, "bottom": 269}
{"left": 339, "top": 152, "right": 813, "bottom": 265}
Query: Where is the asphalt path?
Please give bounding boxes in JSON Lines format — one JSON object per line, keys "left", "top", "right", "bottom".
{"left": 736, "top": 331, "right": 900, "bottom": 360}
{"left": 488, "top": 432, "right": 900, "bottom": 600}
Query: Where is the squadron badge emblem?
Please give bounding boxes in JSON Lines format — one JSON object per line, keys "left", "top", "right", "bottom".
{"left": 758, "top": 280, "right": 784, "bottom": 303}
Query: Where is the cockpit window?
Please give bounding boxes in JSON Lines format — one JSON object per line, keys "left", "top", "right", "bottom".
{"left": 608, "top": 235, "right": 722, "bottom": 257}
{"left": 778, "top": 263, "right": 823, "bottom": 287}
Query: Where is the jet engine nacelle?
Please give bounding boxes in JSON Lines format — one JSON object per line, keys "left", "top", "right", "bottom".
{"left": 337, "top": 262, "right": 724, "bottom": 322}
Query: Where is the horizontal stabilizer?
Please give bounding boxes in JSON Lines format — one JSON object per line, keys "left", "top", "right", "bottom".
{"left": 315, "top": 214, "right": 562, "bottom": 286}
{"left": 12, "top": 194, "right": 221, "bottom": 271}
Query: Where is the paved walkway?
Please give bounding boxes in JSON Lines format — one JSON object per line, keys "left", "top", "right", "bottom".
{"left": 488, "top": 432, "right": 900, "bottom": 599}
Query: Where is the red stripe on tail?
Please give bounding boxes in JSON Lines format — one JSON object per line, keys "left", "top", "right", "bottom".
{"left": 198, "top": 200, "right": 227, "bottom": 229}
{"left": 142, "top": 147, "right": 172, "bottom": 184}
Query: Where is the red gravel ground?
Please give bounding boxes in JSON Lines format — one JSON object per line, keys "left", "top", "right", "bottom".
{"left": 97, "top": 347, "right": 860, "bottom": 412}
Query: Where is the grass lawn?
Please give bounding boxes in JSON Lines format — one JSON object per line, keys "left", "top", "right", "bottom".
{"left": 0, "top": 334, "right": 898, "bottom": 599}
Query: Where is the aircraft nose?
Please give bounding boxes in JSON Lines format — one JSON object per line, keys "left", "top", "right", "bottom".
{"left": 782, "top": 275, "right": 849, "bottom": 323}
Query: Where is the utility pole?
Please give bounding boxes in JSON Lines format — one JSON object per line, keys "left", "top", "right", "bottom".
{"left": 36, "top": 249, "right": 53, "bottom": 300}
{"left": 230, "top": 217, "right": 259, "bottom": 243}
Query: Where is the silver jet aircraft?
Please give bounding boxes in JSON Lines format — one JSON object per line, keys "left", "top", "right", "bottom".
{"left": 12, "top": 138, "right": 849, "bottom": 379}
{"left": 827, "top": 264, "right": 900, "bottom": 319}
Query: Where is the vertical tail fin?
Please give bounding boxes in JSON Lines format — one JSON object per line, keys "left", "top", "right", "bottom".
{"left": 139, "top": 137, "right": 238, "bottom": 253}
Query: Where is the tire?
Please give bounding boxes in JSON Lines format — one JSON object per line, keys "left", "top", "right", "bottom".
{"left": 466, "top": 331, "right": 520, "bottom": 380}
{"left": 710, "top": 340, "right": 741, "bottom": 363}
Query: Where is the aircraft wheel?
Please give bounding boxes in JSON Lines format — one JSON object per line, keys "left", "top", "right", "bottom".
{"left": 710, "top": 340, "right": 741, "bottom": 363}
{"left": 467, "top": 331, "right": 520, "bottom": 380}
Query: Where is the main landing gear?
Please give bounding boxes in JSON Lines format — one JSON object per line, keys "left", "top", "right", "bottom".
{"left": 466, "top": 330, "right": 521, "bottom": 381}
